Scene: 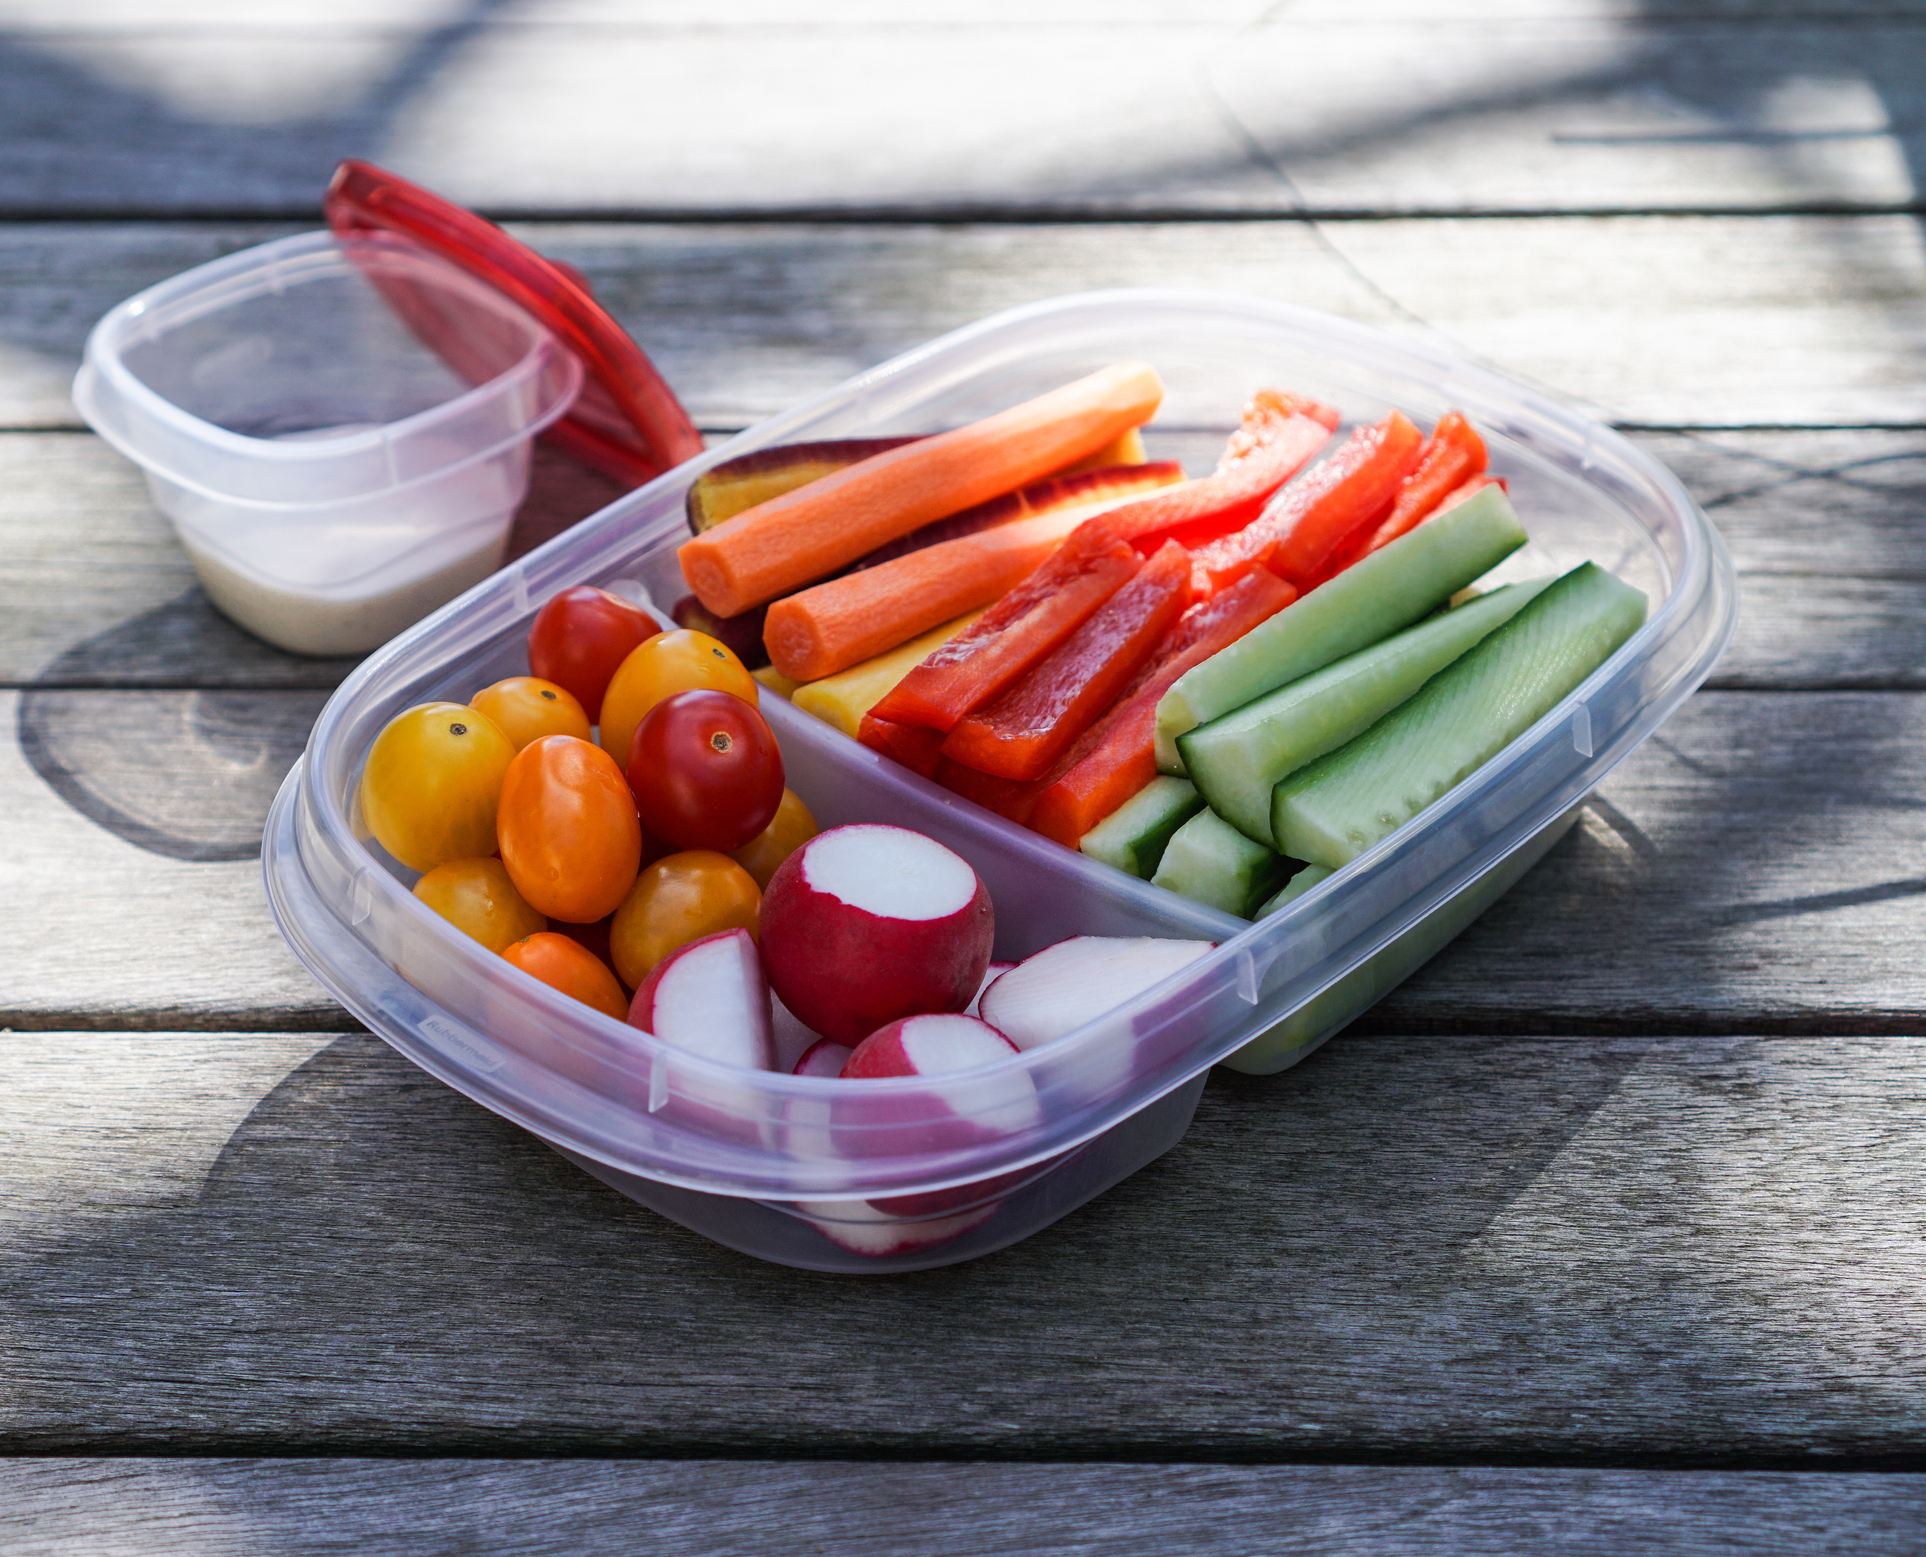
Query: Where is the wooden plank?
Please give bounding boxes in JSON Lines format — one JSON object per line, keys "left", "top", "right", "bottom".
{"left": 1, "top": 9, "right": 1922, "bottom": 216}
{"left": 2, "top": 1460, "right": 1924, "bottom": 1556}
{"left": 3, "top": 1030, "right": 1926, "bottom": 1459}
{"left": 2, "top": 685, "right": 1925, "bottom": 1035}
{"left": 6, "top": 217, "right": 1926, "bottom": 433}
{"left": 0, "top": 690, "right": 343, "bottom": 1028}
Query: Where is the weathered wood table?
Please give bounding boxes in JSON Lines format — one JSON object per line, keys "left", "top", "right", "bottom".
{"left": 5, "top": 2, "right": 1926, "bottom": 1550}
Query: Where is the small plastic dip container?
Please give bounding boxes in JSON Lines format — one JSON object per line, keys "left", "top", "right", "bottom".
{"left": 74, "top": 230, "right": 584, "bottom": 655}
{"left": 263, "top": 290, "right": 1738, "bottom": 1273}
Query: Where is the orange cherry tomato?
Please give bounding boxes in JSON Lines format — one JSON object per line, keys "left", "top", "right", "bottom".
{"left": 729, "top": 788, "right": 818, "bottom": 889}
{"left": 598, "top": 628, "right": 758, "bottom": 771}
{"left": 470, "top": 676, "right": 591, "bottom": 750}
{"left": 413, "top": 857, "right": 547, "bottom": 952}
{"left": 497, "top": 735, "right": 643, "bottom": 923}
{"left": 502, "top": 931, "right": 629, "bottom": 1021}
{"left": 362, "top": 702, "right": 516, "bottom": 873}
{"left": 609, "top": 850, "right": 760, "bottom": 989}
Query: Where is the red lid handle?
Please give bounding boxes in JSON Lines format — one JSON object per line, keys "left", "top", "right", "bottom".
{"left": 324, "top": 159, "right": 703, "bottom": 489}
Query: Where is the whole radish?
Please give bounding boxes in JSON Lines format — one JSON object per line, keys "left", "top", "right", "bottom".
{"left": 759, "top": 824, "right": 994, "bottom": 1046}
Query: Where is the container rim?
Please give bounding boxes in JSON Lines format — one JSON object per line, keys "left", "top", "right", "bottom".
{"left": 72, "top": 229, "right": 582, "bottom": 501}
{"left": 268, "top": 286, "right": 1739, "bottom": 1202}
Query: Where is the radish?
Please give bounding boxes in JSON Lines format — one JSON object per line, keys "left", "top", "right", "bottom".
{"left": 841, "top": 1011, "right": 1018, "bottom": 1079}
{"left": 793, "top": 1038, "right": 854, "bottom": 1078}
{"left": 759, "top": 824, "right": 994, "bottom": 1046}
{"left": 966, "top": 961, "right": 1015, "bottom": 1020}
{"left": 770, "top": 989, "right": 824, "bottom": 1073}
{"left": 979, "top": 935, "right": 1214, "bottom": 1050}
{"left": 627, "top": 928, "right": 774, "bottom": 1070}
{"left": 797, "top": 1197, "right": 998, "bottom": 1259}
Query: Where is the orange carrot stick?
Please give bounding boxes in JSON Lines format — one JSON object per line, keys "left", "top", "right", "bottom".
{"left": 762, "top": 501, "right": 1132, "bottom": 683}
{"left": 680, "top": 360, "right": 1166, "bottom": 617}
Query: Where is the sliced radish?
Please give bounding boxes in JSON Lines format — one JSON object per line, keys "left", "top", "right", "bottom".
{"left": 797, "top": 1197, "right": 998, "bottom": 1259}
{"left": 979, "top": 936, "right": 1214, "bottom": 1051}
{"left": 760, "top": 823, "right": 994, "bottom": 1046}
{"left": 966, "top": 961, "right": 1015, "bottom": 1020}
{"left": 769, "top": 989, "right": 824, "bottom": 1073}
{"left": 627, "top": 928, "right": 774, "bottom": 1070}
{"left": 842, "top": 1011, "right": 1018, "bottom": 1079}
{"left": 793, "top": 1038, "right": 855, "bottom": 1078}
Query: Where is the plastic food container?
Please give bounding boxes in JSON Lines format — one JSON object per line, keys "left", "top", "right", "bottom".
{"left": 263, "top": 289, "right": 1737, "bottom": 1272}
{"left": 72, "top": 230, "right": 585, "bottom": 655}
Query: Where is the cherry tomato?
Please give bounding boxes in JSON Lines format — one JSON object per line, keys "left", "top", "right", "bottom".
{"left": 413, "top": 857, "right": 547, "bottom": 952}
{"left": 497, "top": 734, "right": 643, "bottom": 923}
{"left": 470, "top": 676, "right": 590, "bottom": 750}
{"left": 609, "top": 850, "right": 760, "bottom": 989}
{"left": 598, "top": 628, "right": 758, "bottom": 772}
{"left": 362, "top": 702, "right": 516, "bottom": 873}
{"left": 626, "top": 689, "right": 783, "bottom": 852}
{"left": 527, "top": 585, "right": 660, "bottom": 722}
{"left": 550, "top": 913, "right": 619, "bottom": 984}
{"left": 502, "top": 931, "right": 629, "bottom": 1021}
{"left": 730, "top": 788, "right": 818, "bottom": 889}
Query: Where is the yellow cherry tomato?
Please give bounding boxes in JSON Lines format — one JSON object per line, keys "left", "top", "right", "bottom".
{"left": 470, "top": 676, "right": 591, "bottom": 750}
{"left": 728, "top": 787, "right": 817, "bottom": 889}
{"left": 414, "top": 857, "right": 547, "bottom": 952}
{"left": 609, "top": 850, "right": 761, "bottom": 989}
{"left": 361, "top": 702, "right": 516, "bottom": 873}
{"left": 598, "top": 629, "right": 758, "bottom": 770}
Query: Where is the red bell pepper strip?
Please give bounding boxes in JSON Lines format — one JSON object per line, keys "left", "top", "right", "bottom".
{"left": 869, "top": 522, "right": 1141, "bottom": 733}
{"left": 1094, "top": 390, "right": 1339, "bottom": 554}
{"left": 1189, "top": 411, "right": 1425, "bottom": 594}
{"left": 857, "top": 712, "right": 946, "bottom": 779}
{"left": 1027, "top": 568, "right": 1298, "bottom": 846}
{"left": 1301, "top": 412, "right": 1489, "bottom": 590}
{"left": 933, "top": 756, "right": 1043, "bottom": 825}
{"left": 940, "top": 542, "right": 1195, "bottom": 782}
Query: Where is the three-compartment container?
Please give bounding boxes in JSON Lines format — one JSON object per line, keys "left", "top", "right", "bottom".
{"left": 263, "top": 290, "right": 1737, "bottom": 1272}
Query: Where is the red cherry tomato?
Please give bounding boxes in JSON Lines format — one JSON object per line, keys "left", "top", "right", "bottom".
{"left": 526, "top": 586, "right": 660, "bottom": 723}
{"left": 626, "top": 690, "right": 783, "bottom": 852}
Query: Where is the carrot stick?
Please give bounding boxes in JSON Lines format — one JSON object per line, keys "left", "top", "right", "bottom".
{"left": 1097, "top": 391, "right": 1338, "bottom": 553}
{"left": 762, "top": 500, "right": 1126, "bottom": 682}
{"left": 680, "top": 360, "right": 1166, "bottom": 617}
{"left": 1301, "top": 412, "right": 1488, "bottom": 590}
{"left": 791, "top": 609, "right": 984, "bottom": 737}
{"left": 1189, "top": 411, "right": 1424, "bottom": 593}
{"left": 867, "top": 521, "right": 1142, "bottom": 732}
{"left": 1028, "top": 569, "right": 1298, "bottom": 846}
{"left": 940, "top": 541, "right": 1194, "bottom": 782}
{"left": 851, "top": 461, "right": 1182, "bottom": 573}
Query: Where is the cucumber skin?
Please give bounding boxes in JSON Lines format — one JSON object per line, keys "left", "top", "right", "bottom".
{"left": 1153, "top": 484, "right": 1528, "bottom": 773}
{"left": 1151, "top": 807, "right": 1291, "bottom": 919}
{"left": 1177, "top": 578, "right": 1552, "bottom": 847}
{"left": 1271, "top": 562, "right": 1647, "bottom": 868}
{"left": 1078, "top": 776, "right": 1204, "bottom": 879}
{"left": 1256, "top": 863, "right": 1335, "bottom": 918}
